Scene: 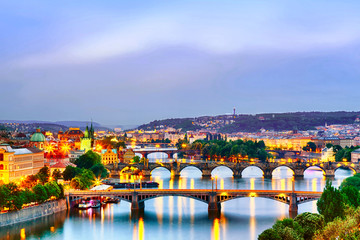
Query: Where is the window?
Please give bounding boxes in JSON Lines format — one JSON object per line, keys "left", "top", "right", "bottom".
{"left": 0, "top": 164, "right": 3, "bottom": 170}
{"left": 0, "top": 154, "right": 3, "bottom": 161}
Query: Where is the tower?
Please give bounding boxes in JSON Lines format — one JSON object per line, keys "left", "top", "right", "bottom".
{"left": 90, "top": 121, "right": 95, "bottom": 147}
{"left": 80, "top": 126, "right": 92, "bottom": 152}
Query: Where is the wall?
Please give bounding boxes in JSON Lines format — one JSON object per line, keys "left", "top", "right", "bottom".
{"left": 0, "top": 199, "right": 67, "bottom": 227}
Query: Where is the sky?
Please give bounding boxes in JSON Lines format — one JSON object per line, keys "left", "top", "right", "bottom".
{"left": 1, "top": 0, "right": 360, "bottom": 126}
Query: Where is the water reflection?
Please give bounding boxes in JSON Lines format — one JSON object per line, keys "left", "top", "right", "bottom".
{"left": 3, "top": 164, "right": 354, "bottom": 240}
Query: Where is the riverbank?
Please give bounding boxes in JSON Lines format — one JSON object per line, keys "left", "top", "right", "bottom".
{"left": 0, "top": 199, "right": 67, "bottom": 227}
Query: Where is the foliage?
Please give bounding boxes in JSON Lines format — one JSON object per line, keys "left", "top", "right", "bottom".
{"left": 32, "top": 184, "right": 49, "bottom": 203}
{"left": 314, "top": 207, "right": 360, "bottom": 240}
{"left": 63, "top": 166, "right": 82, "bottom": 181}
{"left": 70, "top": 169, "right": 95, "bottom": 190}
{"left": 90, "top": 163, "right": 109, "bottom": 178}
{"left": 44, "top": 181, "right": 61, "bottom": 199}
{"left": 340, "top": 185, "right": 360, "bottom": 208}
{"left": 132, "top": 156, "right": 141, "bottom": 163}
{"left": 317, "top": 180, "right": 345, "bottom": 222}
{"left": 52, "top": 169, "right": 62, "bottom": 181}
{"left": 75, "top": 150, "right": 101, "bottom": 169}
{"left": 334, "top": 146, "right": 360, "bottom": 162}
{"left": 36, "top": 166, "right": 50, "bottom": 184}
{"left": 302, "top": 142, "right": 317, "bottom": 152}
{"left": 20, "top": 175, "right": 38, "bottom": 189}
{"left": 340, "top": 173, "right": 360, "bottom": 190}
{"left": 258, "top": 228, "right": 281, "bottom": 240}
{"left": 294, "top": 212, "right": 325, "bottom": 240}
{"left": 191, "top": 139, "right": 270, "bottom": 161}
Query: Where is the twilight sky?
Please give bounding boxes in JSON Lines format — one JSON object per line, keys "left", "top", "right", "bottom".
{"left": 1, "top": 0, "right": 360, "bottom": 126}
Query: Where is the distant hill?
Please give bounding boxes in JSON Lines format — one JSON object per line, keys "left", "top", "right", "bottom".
{"left": 138, "top": 111, "right": 360, "bottom": 133}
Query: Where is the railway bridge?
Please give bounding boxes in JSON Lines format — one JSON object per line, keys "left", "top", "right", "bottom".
{"left": 109, "top": 160, "right": 360, "bottom": 179}
{"left": 65, "top": 189, "right": 322, "bottom": 217}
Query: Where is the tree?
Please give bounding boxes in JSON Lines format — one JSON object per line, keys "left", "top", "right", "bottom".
{"left": 75, "top": 150, "right": 101, "bottom": 169}
{"left": 294, "top": 212, "right": 325, "bottom": 240}
{"left": 36, "top": 166, "right": 50, "bottom": 184}
{"left": 63, "top": 166, "right": 82, "bottom": 181}
{"left": 326, "top": 143, "right": 333, "bottom": 149}
{"left": 32, "top": 184, "right": 48, "bottom": 203}
{"left": 258, "top": 228, "right": 281, "bottom": 240}
{"left": 341, "top": 185, "right": 360, "bottom": 208}
{"left": 90, "top": 163, "right": 109, "bottom": 179}
{"left": 44, "top": 181, "right": 61, "bottom": 199}
{"left": 340, "top": 174, "right": 360, "bottom": 190}
{"left": 132, "top": 156, "right": 141, "bottom": 163}
{"left": 317, "top": 180, "right": 345, "bottom": 222}
{"left": 20, "top": 175, "right": 38, "bottom": 189}
{"left": 303, "top": 142, "right": 317, "bottom": 152}
{"left": 52, "top": 169, "right": 62, "bottom": 181}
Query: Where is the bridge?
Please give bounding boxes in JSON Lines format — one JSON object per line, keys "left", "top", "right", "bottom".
{"left": 65, "top": 189, "right": 322, "bottom": 217}
{"left": 109, "top": 160, "right": 360, "bottom": 179}
{"left": 132, "top": 148, "right": 179, "bottom": 158}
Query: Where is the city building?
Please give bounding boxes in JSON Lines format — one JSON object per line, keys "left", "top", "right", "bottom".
{"left": 101, "top": 148, "right": 118, "bottom": 165}
{"left": 351, "top": 149, "right": 360, "bottom": 163}
{"left": 69, "top": 150, "right": 85, "bottom": 162}
{"left": 123, "top": 149, "right": 135, "bottom": 163}
{"left": 321, "top": 147, "right": 335, "bottom": 162}
{"left": 0, "top": 144, "right": 44, "bottom": 183}
{"left": 29, "top": 127, "right": 46, "bottom": 150}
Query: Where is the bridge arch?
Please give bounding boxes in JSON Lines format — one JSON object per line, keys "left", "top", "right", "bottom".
{"left": 150, "top": 165, "right": 172, "bottom": 174}
{"left": 147, "top": 152, "right": 170, "bottom": 159}
{"left": 179, "top": 165, "right": 203, "bottom": 174}
{"left": 272, "top": 165, "right": 295, "bottom": 178}
{"left": 334, "top": 165, "right": 356, "bottom": 175}
{"left": 304, "top": 166, "right": 326, "bottom": 177}
{"left": 138, "top": 194, "right": 209, "bottom": 204}
{"left": 210, "top": 165, "right": 234, "bottom": 177}
{"left": 241, "top": 165, "right": 265, "bottom": 177}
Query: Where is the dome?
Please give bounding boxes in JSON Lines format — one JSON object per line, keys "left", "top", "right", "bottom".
{"left": 30, "top": 128, "right": 46, "bottom": 142}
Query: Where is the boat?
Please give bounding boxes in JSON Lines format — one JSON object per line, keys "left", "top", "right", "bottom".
{"left": 90, "top": 200, "right": 101, "bottom": 208}
{"left": 78, "top": 201, "right": 91, "bottom": 209}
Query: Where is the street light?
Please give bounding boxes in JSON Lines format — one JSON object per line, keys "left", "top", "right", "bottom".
{"left": 211, "top": 177, "right": 214, "bottom": 192}
{"left": 215, "top": 176, "right": 218, "bottom": 191}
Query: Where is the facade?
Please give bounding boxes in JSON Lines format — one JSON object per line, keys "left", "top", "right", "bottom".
{"left": 69, "top": 150, "right": 85, "bottom": 162}
{"left": 0, "top": 144, "right": 44, "bottom": 184}
{"left": 29, "top": 127, "right": 46, "bottom": 150}
{"left": 321, "top": 147, "right": 335, "bottom": 162}
{"left": 351, "top": 149, "right": 360, "bottom": 163}
{"left": 58, "top": 128, "right": 84, "bottom": 149}
{"left": 123, "top": 149, "right": 135, "bottom": 163}
{"left": 101, "top": 148, "right": 118, "bottom": 165}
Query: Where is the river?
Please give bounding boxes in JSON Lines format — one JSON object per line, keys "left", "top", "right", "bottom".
{"left": 0, "top": 162, "right": 353, "bottom": 240}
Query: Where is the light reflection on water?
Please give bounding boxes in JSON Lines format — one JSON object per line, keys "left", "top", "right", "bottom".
{"left": 1, "top": 162, "right": 353, "bottom": 240}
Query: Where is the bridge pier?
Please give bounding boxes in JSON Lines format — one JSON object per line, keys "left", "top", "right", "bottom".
{"left": 141, "top": 169, "right": 151, "bottom": 178}
{"left": 131, "top": 192, "right": 145, "bottom": 212}
{"left": 294, "top": 169, "right": 304, "bottom": 179}
{"left": 208, "top": 192, "right": 221, "bottom": 218}
{"left": 325, "top": 169, "right": 335, "bottom": 179}
{"left": 263, "top": 169, "right": 272, "bottom": 179}
{"left": 289, "top": 193, "right": 298, "bottom": 218}
{"left": 202, "top": 169, "right": 212, "bottom": 178}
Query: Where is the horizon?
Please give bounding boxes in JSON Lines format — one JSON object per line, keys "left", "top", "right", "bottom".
{"left": 2, "top": 1, "right": 360, "bottom": 125}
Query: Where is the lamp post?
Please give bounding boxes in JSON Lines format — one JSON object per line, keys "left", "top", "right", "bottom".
{"left": 140, "top": 176, "right": 142, "bottom": 190}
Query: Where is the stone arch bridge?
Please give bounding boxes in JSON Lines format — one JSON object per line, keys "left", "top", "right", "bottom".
{"left": 110, "top": 161, "right": 360, "bottom": 179}
{"left": 65, "top": 189, "right": 321, "bottom": 217}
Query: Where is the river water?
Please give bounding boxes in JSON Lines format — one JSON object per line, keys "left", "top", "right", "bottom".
{"left": 0, "top": 162, "right": 352, "bottom": 240}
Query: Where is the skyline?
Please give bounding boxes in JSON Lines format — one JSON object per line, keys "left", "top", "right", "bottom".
{"left": 1, "top": 1, "right": 360, "bottom": 125}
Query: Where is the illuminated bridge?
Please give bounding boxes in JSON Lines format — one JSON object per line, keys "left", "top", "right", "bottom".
{"left": 65, "top": 189, "right": 322, "bottom": 217}
{"left": 110, "top": 160, "right": 360, "bottom": 179}
{"left": 132, "top": 148, "right": 179, "bottom": 158}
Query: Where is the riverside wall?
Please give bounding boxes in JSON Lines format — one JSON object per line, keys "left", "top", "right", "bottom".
{"left": 0, "top": 199, "right": 67, "bottom": 227}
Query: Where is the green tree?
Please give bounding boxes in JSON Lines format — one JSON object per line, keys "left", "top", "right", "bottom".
{"left": 341, "top": 185, "right": 360, "bottom": 208}
{"left": 44, "top": 181, "right": 61, "bottom": 199}
{"left": 90, "top": 163, "right": 109, "bottom": 179}
{"left": 303, "top": 142, "right": 317, "bottom": 152}
{"left": 258, "top": 228, "right": 281, "bottom": 240}
{"left": 132, "top": 156, "right": 141, "bottom": 163}
{"left": 340, "top": 174, "right": 360, "bottom": 190}
{"left": 294, "top": 212, "right": 325, "bottom": 240}
{"left": 63, "top": 166, "right": 82, "bottom": 181}
{"left": 52, "top": 169, "right": 62, "bottom": 181}
{"left": 36, "top": 166, "right": 50, "bottom": 184}
{"left": 317, "top": 180, "right": 345, "bottom": 222}
{"left": 32, "top": 184, "right": 48, "bottom": 203}
{"left": 75, "top": 150, "right": 101, "bottom": 169}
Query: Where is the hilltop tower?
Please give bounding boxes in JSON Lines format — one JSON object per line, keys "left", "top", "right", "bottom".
{"left": 90, "top": 121, "right": 95, "bottom": 147}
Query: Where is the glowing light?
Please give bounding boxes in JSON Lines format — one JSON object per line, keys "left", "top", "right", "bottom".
{"left": 249, "top": 192, "right": 257, "bottom": 197}
{"left": 20, "top": 228, "right": 26, "bottom": 240}
{"left": 96, "top": 144, "right": 103, "bottom": 152}
{"left": 60, "top": 143, "right": 71, "bottom": 154}
{"left": 44, "top": 143, "right": 55, "bottom": 153}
